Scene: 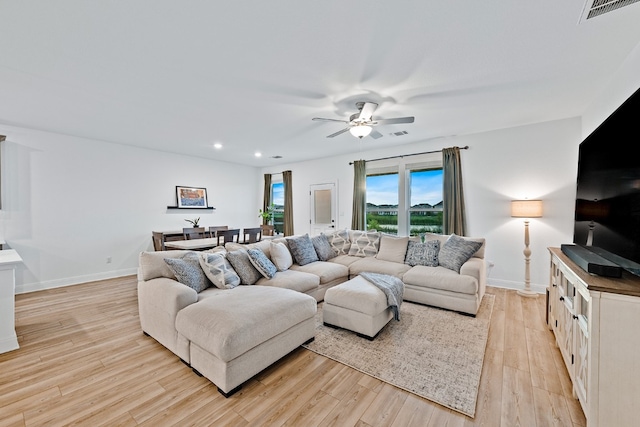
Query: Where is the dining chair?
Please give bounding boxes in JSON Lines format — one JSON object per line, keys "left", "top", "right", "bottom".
{"left": 216, "top": 228, "right": 240, "bottom": 246}
{"left": 260, "top": 224, "right": 275, "bottom": 237}
{"left": 208, "top": 225, "right": 229, "bottom": 238}
{"left": 183, "top": 227, "right": 206, "bottom": 240}
{"left": 242, "top": 227, "right": 262, "bottom": 244}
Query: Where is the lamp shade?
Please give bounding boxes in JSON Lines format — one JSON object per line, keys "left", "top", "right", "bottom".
{"left": 349, "top": 125, "right": 372, "bottom": 138}
{"left": 511, "top": 199, "right": 543, "bottom": 218}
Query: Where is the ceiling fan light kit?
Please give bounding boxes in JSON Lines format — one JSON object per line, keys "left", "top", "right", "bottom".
{"left": 313, "top": 101, "right": 415, "bottom": 139}
{"left": 349, "top": 124, "right": 373, "bottom": 138}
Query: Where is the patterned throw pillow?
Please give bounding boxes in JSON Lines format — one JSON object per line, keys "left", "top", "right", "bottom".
{"left": 270, "top": 241, "right": 293, "bottom": 271}
{"left": 198, "top": 252, "right": 240, "bottom": 289}
{"left": 287, "top": 234, "right": 320, "bottom": 266}
{"left": 438, "top": 234, "right": 483, "bottom": 273}
{"left": 226, "top": 249, "right": 262, "bottom": 285}
{"left": 348, "top": 230, "right": 381, "bottom": 257}
{"left": 247, "top": 248, "right": 278, "bottom": 279}
{"left": 164, "top": 252, "right": 211, "bottom": 292}
{"left": 404, "top": 240, "right": 440, "bottom": 267}
{"left": 326, "top": 229, "right": 351, "bottom": 255}
{"left": 312, "top": 234, "right": 336, "bottom": 261}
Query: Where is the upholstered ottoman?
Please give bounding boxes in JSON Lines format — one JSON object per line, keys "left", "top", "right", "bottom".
{"left": 175, "top": 285, "right": 316, "bottom": 396}
{"left": 322, "top": 275, "right": 395, "bottom": 340}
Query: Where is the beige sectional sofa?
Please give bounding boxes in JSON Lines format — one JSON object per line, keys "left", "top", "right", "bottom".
{"left": 137, "top": 229, "right": 486, "bottom": 395}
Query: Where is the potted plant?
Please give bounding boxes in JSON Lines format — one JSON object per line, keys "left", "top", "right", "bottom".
{"left": 185, "top": 217, "right": 200, "bottom": 227}
{"left": 258, "top": 204, "right": 275, "bottom": 224}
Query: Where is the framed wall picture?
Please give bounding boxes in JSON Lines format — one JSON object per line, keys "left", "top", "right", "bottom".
{"left": 176, "top": 186, "right": 208, "bottom": 208}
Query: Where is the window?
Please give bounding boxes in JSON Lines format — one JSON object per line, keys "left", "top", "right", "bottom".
{"left": 271, "top": 181, "right": 284, "bottom": 234}
{"left": 366, "top": 172, "right": 399, "bottom": 234}
{"left": 408, "top": 169, "right": 443, "bottom": 235}
{"left": 366, "top": 155, "right": 443, "bottom": 236}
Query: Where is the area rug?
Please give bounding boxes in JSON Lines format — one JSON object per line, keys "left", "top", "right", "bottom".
{"left": 302, "top": 294, "right": 494, "bottom": 418}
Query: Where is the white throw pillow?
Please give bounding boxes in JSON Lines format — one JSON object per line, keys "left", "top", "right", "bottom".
{"left": 270, "top": 241, "right": 293, "bottom": 271}
{"left": 375, "top": 234, "right": 409, "bottom": 263}
{"left": 198, "top": 252, "right": 240, "bottom": 289}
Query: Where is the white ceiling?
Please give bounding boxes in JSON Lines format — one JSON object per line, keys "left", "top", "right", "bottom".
{"left": 1, "top": 1, "right": 640, "bottom": 167}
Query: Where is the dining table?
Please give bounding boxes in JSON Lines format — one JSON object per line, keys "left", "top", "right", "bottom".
{"left": 163, "top": 237, "right": 220, "bottom": 251}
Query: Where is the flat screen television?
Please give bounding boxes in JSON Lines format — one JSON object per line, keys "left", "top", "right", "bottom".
{"left": 568, "top": 86, "right": 640, "bottom": 277}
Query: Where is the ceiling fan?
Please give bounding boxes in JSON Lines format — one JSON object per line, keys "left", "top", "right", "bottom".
{"left": 312, "top": 102, "right": 415, "bottom": 139}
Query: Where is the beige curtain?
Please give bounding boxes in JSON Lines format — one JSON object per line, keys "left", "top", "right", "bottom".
{"left": 442, "top": 147, "right": 466, "bottom": 235}
{"left": 262, "top": 173, "right": 272, "bottom": 225}
{"left": 283, "top": 170, "right": 294, "bottom": 236}
{"left": 351, "top": 160, "right": 367, "bottom": 230}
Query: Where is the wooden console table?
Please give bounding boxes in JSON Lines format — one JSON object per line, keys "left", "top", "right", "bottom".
{"left": 548, "top": 247, "right": 640, "bottom": 426}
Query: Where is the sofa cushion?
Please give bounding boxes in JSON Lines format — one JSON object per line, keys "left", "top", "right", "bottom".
{"left": 312, "top": 234, "right": 336, "bottom": 261}
{"left": 348, "top": 230, "right": 380, "bottom": 257}
{"left": 438, "top": 234, "right": 483, "bottom": 273}
{"left": 138, "top": 250, "right": 192, "bottom": 281}
{"left": 403, "top": 265, "right": 478, "bottom": 295}
{"left": 290, "top": 260, "right": 349, "bottom": 284}
{"left": 256, "top": 269, "right": 320, "bottom": 293}
{"left": 326, "top": 229, "right": 351, "bottom": 255}
{"left": 326, "top": 254, "right": 361, "bottom": 268}
{"left": 404, "top": 240, "right": 440, "bottom": 267}
{"left": 349, "top": 256, "right": 411, "bottom": 280}
{"left": 226, "top": 249, "right": 262, "bottom": 285}
{"left": 198, "top": 252, "right": 241, "bottom": 289}
{"left": 247, "top": 248, "right": 278, "bottom": 279}
{"left": 287, "top": 234, "right": 320, "bottom": 266}
{"left": 375, "top": 235, "right": 409, "bottom": 263}
{"left": 164, "top": 252, "right": 211, "bottom": 293}
{"left": 270, "top": 241, "right": 293, "bottom": 271}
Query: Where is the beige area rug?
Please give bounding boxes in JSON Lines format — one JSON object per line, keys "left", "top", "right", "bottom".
{"left": 302, "top": 294, "right": 494, "bottom": 418}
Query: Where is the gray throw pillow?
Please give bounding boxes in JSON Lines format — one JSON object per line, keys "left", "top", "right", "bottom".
{"left": 287, "top": 234, "right": 320, "bottom": 266}
{"left": 226, "top": 249, "right": 262, "bottom": 285}
{"left": 198, "top": 252, "right": 240, "bottom": 289}
{"left": 312, "top": 234, "right": 336, "bottom": 261}
{"left": 404, "top": 240, "right": 440, "bottom": 267}
{"left": 438, "top": 234, "right": 483, "bottom": 273}
{"left": 164, "top": 252, "right": 210, "bottom": 292}
{"left": 247, "top": 248, "right": 277, "bottom": 279}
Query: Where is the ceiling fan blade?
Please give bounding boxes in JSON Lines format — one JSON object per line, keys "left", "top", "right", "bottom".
{"left": 374, "top": 116, "right": 415, "bottom": 125}
{"left": 312, "top": 117, "right": 349, "bottom": 123}
{"left": 327, "top": 128, "right": 351, "bottom": 138}
{"left": 370, "top": 130, "right": 383, "bottom": 139}
{"left": 358, "top": 102, "right": 378, "bottom": 121}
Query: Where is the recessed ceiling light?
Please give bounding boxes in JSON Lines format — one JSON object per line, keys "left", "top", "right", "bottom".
{"left": 254, "top": 152, "right": 262, "bottom": 157}
{"left": 213, "top": 142, "right": 222, "bottom": 149}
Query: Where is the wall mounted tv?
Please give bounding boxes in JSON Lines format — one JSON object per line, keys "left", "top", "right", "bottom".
{"left": 565, "top": 86, "right": 640, "bottom": 277}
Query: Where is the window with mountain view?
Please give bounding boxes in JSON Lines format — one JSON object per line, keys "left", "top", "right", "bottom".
{"left": 366, "top": 165, "right": 443, "bottom": 236}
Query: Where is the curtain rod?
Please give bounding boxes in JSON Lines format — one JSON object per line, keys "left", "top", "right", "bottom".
{"left": 348, "top": 145, "right": 469, "bottom": 165}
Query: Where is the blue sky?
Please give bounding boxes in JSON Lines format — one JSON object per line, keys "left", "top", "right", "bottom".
{"left": 367, "top": 170, "right": 443, "bottom": 206}
{"left": 272, "top": 182, "right": 284, "bottom": 206}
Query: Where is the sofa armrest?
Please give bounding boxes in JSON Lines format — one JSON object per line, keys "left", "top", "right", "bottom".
{"left": 137, "top": 277, "right": 198, "bottom": 356}
{"left": 460, "top": 257, "right": 487, "bottom": 297}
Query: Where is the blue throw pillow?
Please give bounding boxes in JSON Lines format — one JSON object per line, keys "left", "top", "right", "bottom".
{"left": 164, "top": 252, "right": 210, "bottom": 292}
{"left": 247, "top": 248, "right": 277, "bottom": 279}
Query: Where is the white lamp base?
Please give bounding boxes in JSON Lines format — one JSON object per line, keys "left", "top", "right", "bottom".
{"left": 517, "top": 289, "right": 538, "bottom": 298}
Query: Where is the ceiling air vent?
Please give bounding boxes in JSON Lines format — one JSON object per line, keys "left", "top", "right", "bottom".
{"left": 579, "top": 0, "right": 640, "bottom": 22}
{"left": 390, "top": 131, "right": 409, "bottom": 137}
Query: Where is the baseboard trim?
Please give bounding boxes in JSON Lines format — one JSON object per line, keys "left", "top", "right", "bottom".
{"left": 487, "top": 278, "right": 546, "bottom": 294}
{"left": 16, "top": 268, "right": 138, "bottom": 294}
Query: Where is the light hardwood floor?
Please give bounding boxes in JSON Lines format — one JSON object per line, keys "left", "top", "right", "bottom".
{"left": 0, "top": 276, "right": 586, "bottom": 427}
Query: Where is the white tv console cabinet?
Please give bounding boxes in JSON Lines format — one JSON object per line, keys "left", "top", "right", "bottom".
{"left": 548, "top": 247, "right": 640, "bottom": 427}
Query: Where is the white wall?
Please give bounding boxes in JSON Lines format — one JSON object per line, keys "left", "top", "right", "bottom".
{"left": 262, "top": 118, "right": 581, "bottom": 293}
{"left": 0, "top": 125, "right": 260, "bottom": 293}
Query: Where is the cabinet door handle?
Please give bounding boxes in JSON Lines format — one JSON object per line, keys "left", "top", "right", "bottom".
{"left": 573, "top": 315, "right": 578, "bottom": 320}
{"left": 552, "top": 284, "right": 557, "bottom": 287}
{"left": 560, "top": 296, "right": 564, "bottom": 301}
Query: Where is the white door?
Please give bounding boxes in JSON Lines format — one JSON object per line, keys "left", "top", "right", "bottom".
{"left": 310, "top": 183, "right": 336, "bottom": 236}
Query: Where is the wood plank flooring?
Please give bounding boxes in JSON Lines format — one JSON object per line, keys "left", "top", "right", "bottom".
{"left": 0, "top": 276, "right": 586, "bottom": 427}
